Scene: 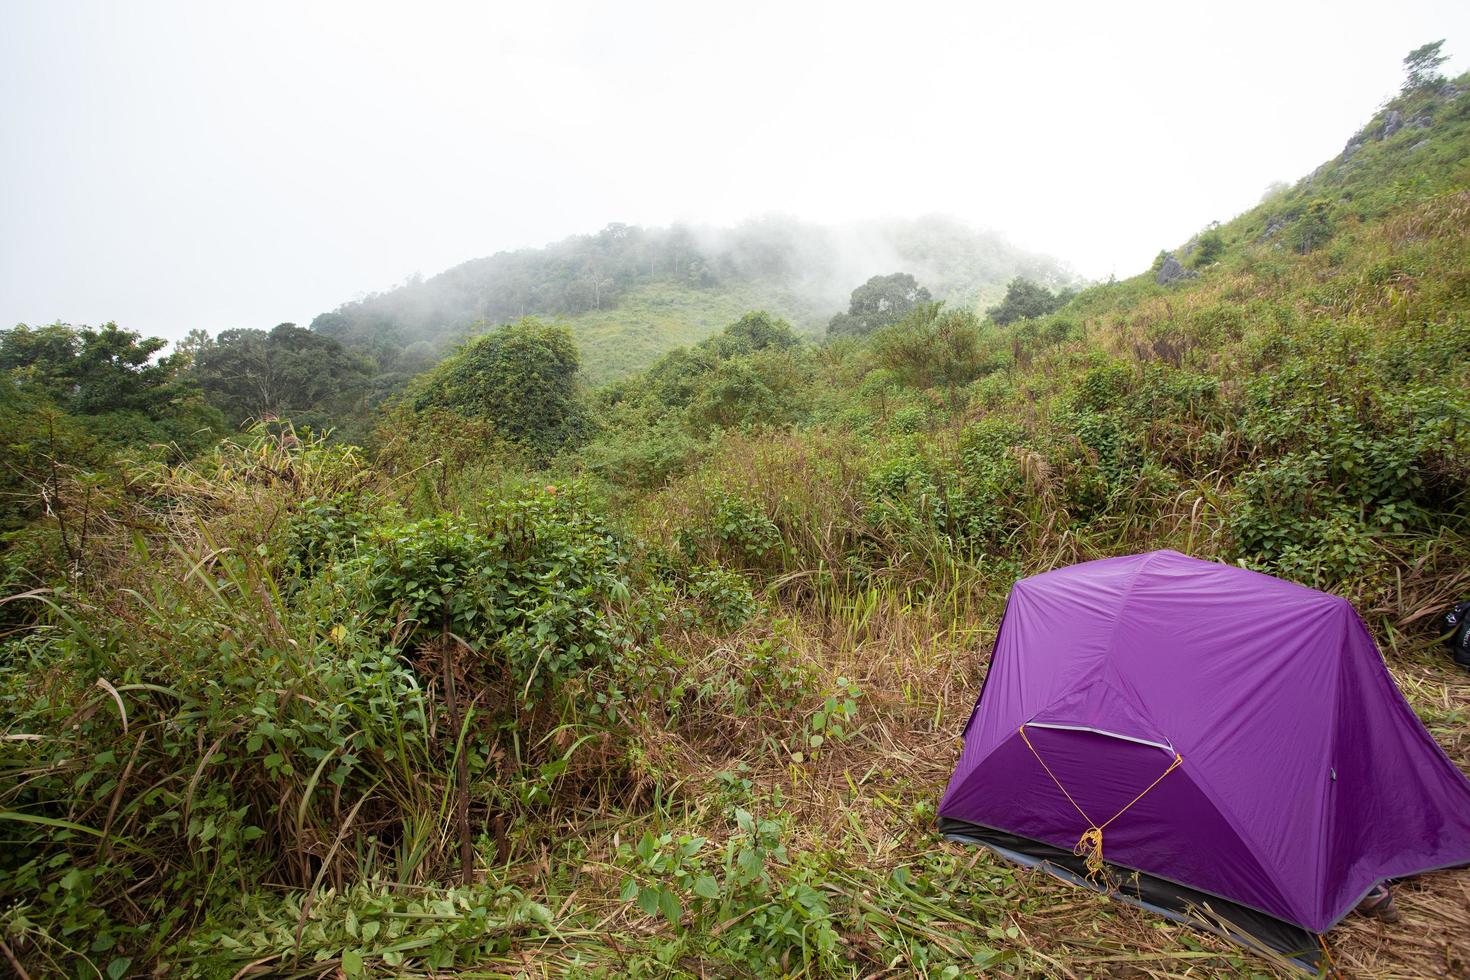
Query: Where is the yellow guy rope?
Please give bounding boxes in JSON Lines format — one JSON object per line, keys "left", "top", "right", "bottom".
{"left": 1018, "top": 724, "right": 1183, "bottom": 883}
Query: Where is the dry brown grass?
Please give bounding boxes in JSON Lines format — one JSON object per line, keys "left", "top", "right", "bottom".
{"left": 593, "top": 387, "right": 1470, "bottom": 975}
{"left": 550, "top": 572, "right": 1470, "bottom": 977}
{"left": 762, "top": 597, "right": 1470, "bottom": 978}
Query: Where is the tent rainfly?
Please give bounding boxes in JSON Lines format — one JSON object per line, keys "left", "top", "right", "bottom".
{"left": 938, "top": 550, "right": 1470, "bottom": 970}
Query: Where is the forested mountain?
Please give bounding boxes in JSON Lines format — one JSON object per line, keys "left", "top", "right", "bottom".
{"left": 308, "top": 215, "right": 1071, "bottom": 383}
{"left": 2, "top": 43, "right": 1469, "bottom": 980}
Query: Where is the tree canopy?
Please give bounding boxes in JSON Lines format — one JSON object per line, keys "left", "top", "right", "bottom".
{"left": 1, "top": 322, "right": 195, "bottom": 418}
{"left": 985, "top": 277, "right": 1072, "bottom": 325}
{"left": 1403, "top": 40, "right": 1448, "bottom": 93}
{"left": 189, "top": 322, "right": 376, "bottom": 431}
{"left": 0, "top": 321, "right": 222, "bottom": 532}
{"left": 827, "top": 273, "right": 932, "bottom": 338}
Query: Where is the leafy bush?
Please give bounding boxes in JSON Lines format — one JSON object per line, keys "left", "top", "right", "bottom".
{"left": 1074, "top": 361, "right": 1134, "bottom": 413}
{"left": 617, "top": 809, "right": 843, "bottom": 975}
{"left": 1227, "top": 363, "right": 1470, "bottom": 585}
{"left": 889, "top": 403, "right": 929, "bottom": 434}
{"left": 180, "top": 882, "right": 556, "bottom": 976}
{"left": 583, "top": 415, "right": 707, "bottom": 489}
{"left": 680, "top": 564, "right": 759, "bottom": 631}
{"left": 688, "top": 357, "right": 798, "bottom": 432}
{"left": 701, "top": 311, "right": 802, "bottom": 358}
{"left": 1188, "top": 224, "right": 1226, "bottom": 267}
{"left": 285, "top": 494, "right": 382, "bottom": 582}
{"left": 1291, "top": 199, "right": 1334, "bottom": 254}
{"left": 410, "top": 318, "right": 585, "bottom": 458}
{"left": 676, "top": 490, "right": 784, "bottom": 572}
{"left": 862, "top": 431, "right": 1026, "bottom": 559}
{"left": 871, "top": 303, "right": 996, "bottom": 394}
{"left": 349, "top": 483, "right": 634, "bottom": 698}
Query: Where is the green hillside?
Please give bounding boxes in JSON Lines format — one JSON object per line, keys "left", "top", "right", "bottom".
{"left": 3, "top": 54, "right": 1470, "bottom": 979}
{"left": 559, "top": 279, "right": 829, "bottom": 385}
{"left": 159, "top": 218, "right": 1062, "bottom": 436}
{"left": 550, "top": 276, "right": 1009, "bottom": 386}
{"left": 305, "top": 215, "right": 1067, "bottom": 391}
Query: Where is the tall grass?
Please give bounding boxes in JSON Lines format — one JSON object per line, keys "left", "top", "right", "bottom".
{"left": 4, "top": 79, "right": 1470, "bottom": 978}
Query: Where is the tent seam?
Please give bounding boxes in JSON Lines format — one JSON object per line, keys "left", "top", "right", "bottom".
{"left": 1103, "top": 551, "right": 1311, "bottom": 925}
{"left": 1314, "top": 602, "right": 1348, "bottom": 928}
{"left": 1079, "top": 551, "right": 1162, "bottom": 714}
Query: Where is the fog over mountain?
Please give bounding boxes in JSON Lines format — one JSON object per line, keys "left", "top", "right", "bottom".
{"left": 312, "top": 214, "right": 1071, "bottom": 353}
{"left": 3, "top": 1, "right": 1467, "bottom": 341}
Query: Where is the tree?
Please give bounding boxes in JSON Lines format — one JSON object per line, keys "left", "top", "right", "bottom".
{"left": 191, "top": 323, "right": 376, "bottom": 429}
{"left": 0, "top": 322, "right": 222, "bottom": 533}
{"left": 173, "top": 328, "right": 213, "bottom": 367}
{"left": 0, "top": 322, "right": 209, "bottom": 423}
{"left": 827, "top": 273, "right": 932, "bottom": 338}
{"left": 1402, "top": 40, "right": 1448, "bottom": 94}
{"left": 0, "top": 380, "right": 107, "bottom": 534}
{"left": 411, "top": 318, "right": 585, "bottom": 456}
{"left": 985, "top": 278, "right": 1070, "bottom": 325}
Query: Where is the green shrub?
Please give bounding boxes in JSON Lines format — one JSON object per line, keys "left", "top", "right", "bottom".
{"left": 666, "top": 563, "right": 759, "bottom": 632}
{"left": 689, "top": 358, "right": 793, "bottom": 432}
{"left": 616, "top": 809, "right": 843, "bottom": 975}
{"left": 862, "top": 437, "right": 1025, "bottom": 558}
{"left": 889, "top": 403, "right": 929, "bottom": 434}
{"left": 871, "top": 304, "right": 992, "bottom": 393}
{"left": 669, "top": 489, "right": 786, "bottom": 576}
{"left": 410, "top": 318, "right": 586, "bottom": 458}
{"left": 285, "top": 494, "right": 382, "bottom": 582}
{"left": 350, "top": 483, "right": 634, "bottom": 698}
{"left": 1291, "top": 199, "right": 1334, "bottom": 253}
{"left": 1074, "top": 362, "right": 1133, "bottom": 413}
{"left": 1066, "top": 410, "right": 1141, "bottom": 492}
{"left": 179, "top": 882, "right": 556, "bottom": 976}
{"left": 583, "top": 416, "right": 707, "bottom": 489}
{"left": 1188, "top": 224, "right": 1226, "bottom": 267}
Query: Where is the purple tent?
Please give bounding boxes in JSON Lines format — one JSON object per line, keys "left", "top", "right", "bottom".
{"left": 939, "top": 550, "right": 1470, "bottom": 967}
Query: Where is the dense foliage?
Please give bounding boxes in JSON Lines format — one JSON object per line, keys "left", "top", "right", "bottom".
{"left": 2, "top": 52, "right": 1469, "bottom": 979}
{"left": 409, "top": 318, "right": 585, "bottom": 458}
{"left": 0, "top": 322, "right": 221, "bottom": 541}
{"left": 186, "top": 323, "right": 378, "bottom": 435}
{"left": 984, "top": 276, "right": 1074, "bottom": 325}
{"left": 826, "top": 273, "right": 932, "bottom": 337}
{"left": 0, "top": 322, "right": 218, "bottom": 442}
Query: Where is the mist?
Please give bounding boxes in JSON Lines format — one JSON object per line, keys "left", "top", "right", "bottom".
{"left": 3, "top": 0, "right": 1469, "bottom": 342}
{"left": 311, "top": 214, "right": 1070, "bottom": 360}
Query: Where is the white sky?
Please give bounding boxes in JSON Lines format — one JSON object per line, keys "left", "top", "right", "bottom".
{"left": 3, "top": 1, "right": 1468, "bottom": 342}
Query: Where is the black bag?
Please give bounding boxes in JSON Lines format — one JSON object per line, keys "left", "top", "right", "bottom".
{"left": 1444, "top": 601, "right": 1470, "bottom": 669}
